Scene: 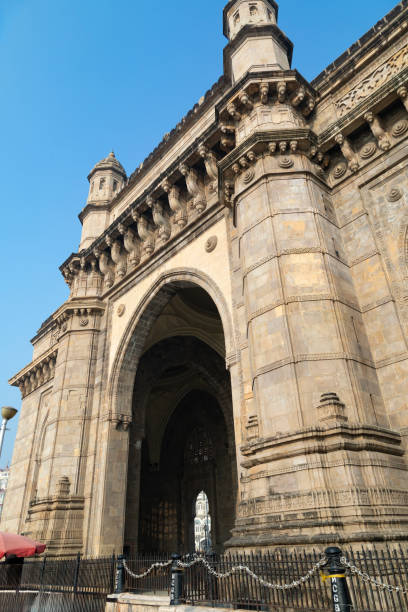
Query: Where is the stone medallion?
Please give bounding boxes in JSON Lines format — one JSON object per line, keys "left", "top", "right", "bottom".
{"left": 205, "top": 236, "right": 218, "bottom": 253}
{"left": 360, "top": 142, "right": 377, "bottom": 159}
{"left": 279, "top": 157, "right": 294, "bottom": 169}
{"left": 387, "top": 187, "right": 403, "bottom": 202}
{"left": 332, "top": 163, "right": 347, "bottom": 179}
{"left": 392, "top": 119, "right": 408, "bottom": 138}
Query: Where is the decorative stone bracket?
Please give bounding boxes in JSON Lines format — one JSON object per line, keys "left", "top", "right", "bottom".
{"left": 112, "top": 414, "right": 132, "bottom": 431}
{"left": 218, "top": 75, "right": 317, "bottom": 126}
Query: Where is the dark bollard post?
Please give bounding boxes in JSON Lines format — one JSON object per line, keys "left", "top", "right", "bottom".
{"left": 73, "top": 552, "right": 81, "bottom": 594}
{"left": 170, "top": 553, "right": 184, "bottom": 605}
{"left": 115, "top": 554, "right": 125, "bottom": 595}
{"left": 324, "top": 547, "right": 354, "bottom": 612}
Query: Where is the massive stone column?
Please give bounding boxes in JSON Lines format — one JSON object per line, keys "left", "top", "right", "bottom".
{"left": 220, "top": 93, "right": 407, "bottom": 547}
{"left": 22, "top": 303, "right": 105, "bottom": 555}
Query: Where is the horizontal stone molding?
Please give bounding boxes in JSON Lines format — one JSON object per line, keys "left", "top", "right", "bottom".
{"left": 238, "top": 486, "right": 408, "bottom": 518}
{"left": 241, "top": 456, "right": 407, "bottom": 482}
{"left": 9, "top": 348, "right": 57, "bottom": 398}
{"left": 241, "top": 422, "right": 403, "bottom": 466}
{"left": 349, "top": 250, "right": 380, "bottom": 267}
{"left": 253, "top": 352, "right": 376, "bottom": 380}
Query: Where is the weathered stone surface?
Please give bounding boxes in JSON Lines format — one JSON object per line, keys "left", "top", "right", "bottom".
{"left": 3, "top": 0, "right": 408, "bottom": 555}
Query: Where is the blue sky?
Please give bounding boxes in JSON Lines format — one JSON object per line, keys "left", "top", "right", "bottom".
{"left": 0, "top": 0, "right": 397, "bottom": 467}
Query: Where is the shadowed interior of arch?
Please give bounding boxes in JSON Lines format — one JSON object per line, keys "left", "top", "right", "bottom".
{"left": 123, "top": 286, "right": 237, "bottom": 554}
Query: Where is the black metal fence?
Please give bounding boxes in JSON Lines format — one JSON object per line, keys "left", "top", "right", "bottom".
{"left": 0, "top": 554, "right": 116, "bottom": 612}
{"left": 0, "top": 545, "right": 408, "bottom": 611}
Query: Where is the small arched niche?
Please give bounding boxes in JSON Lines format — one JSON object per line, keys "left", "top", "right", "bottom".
{"left": 194, "top": 491, "right": 212, "bottom": 553}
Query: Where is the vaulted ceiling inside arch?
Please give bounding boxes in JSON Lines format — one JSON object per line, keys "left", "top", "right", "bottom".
{"left": 141, "top": 287, "right": 225, "bottom": 359}
{"left": 134, "top": 288, "right": 228, "bottom": 466}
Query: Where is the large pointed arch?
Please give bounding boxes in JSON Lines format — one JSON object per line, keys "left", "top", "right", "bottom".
{"left": 107, "top": 267, "right": 237, "bottom": 423}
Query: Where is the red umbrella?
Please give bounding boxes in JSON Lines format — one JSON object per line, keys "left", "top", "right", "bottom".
{"left": 0, "top": 532, "right": 46, "bottom": 559}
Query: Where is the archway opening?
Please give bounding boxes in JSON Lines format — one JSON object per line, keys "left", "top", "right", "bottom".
{"left": 123, "top": 285, "right": 236, "bottom": 554}
{"left": 194, "top": 491, "right": 211, "bottom": 553}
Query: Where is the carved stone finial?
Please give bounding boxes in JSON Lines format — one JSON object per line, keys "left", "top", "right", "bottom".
{"left": 317, "top": 392, "right": 347, "bottom": 424}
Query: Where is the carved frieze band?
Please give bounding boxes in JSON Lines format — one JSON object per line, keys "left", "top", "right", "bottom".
{"left": 336, "top": 44, "right": 408, "bottom": 116}
{"left": 238, "top": 487, "right": 408, "bottom": 518}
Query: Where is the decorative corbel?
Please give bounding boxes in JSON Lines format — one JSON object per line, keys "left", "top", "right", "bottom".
{"left": 289, "top": 141, "right": 298, "bottom": 153}
{"left": 364, "top": 111, "right": 391, "bottom": 151}
{"left": 259, "top": 82, "right": 269, "bottom": 104}
{"left": 239, "top": 91, "right": 253, "bottom": 110}
{"left": 107, "top": 236, "right": 127, "bottom": 279}
{"left": 277, "top": 81, "right": 287, "bottom": 103}
{"left": 291, "top": 86, "right": 305, "bottom": 107}
{"left": 397, "top": 86, "right": 408, "bottom": 112}
{"left": 148, "top": 196, "right": 171, "bottom": 243}
{"left": 119, "top": 224, "right": 140, "bottom": 268}
{"left": 112, "top": 414, "right": 132, "bottom": 431}
{"left": 227, "top": 102, "right": 241, "bottom": 121}
{"left": 133, "top": 211, "right": 155, "bottom": 256}
{"left": 94, "top": 248, "right": 114, "bottom": 288}
{"left": 198, "top": 144, "right": 218, "bottom": 192}
{"left": 279, "top": 141, "right": 288, "bottom": 154}
{"left": 335, "top": 133, "right": 359, "bottom": 173}
{"left": 179, "top": 163, "right": 206, "bottom": 213}
{"left": 224, "top": 181, "right": 235, "bottom": 208}
{"left": 302, "top": 97, "right": 316, "bottom": 117}
{"left": 220, "top": 123, "right": 235, "bottom": 151}
{"left": 162, "top": 179, "right": 187, "bottom": 229}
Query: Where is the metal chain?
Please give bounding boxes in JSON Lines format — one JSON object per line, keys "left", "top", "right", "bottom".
{"left": 122, "top": 558, "right": 172, "bottom": 580}
{"left": 340, "top": 556, "right": 408, "bottom": 594}
{"left": 177, "top": 555, "right": 327, "bottom": 590}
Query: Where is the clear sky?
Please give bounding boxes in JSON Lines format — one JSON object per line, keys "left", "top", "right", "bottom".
{"left": 0, "top": 0, "right": 398, "bottom": 468}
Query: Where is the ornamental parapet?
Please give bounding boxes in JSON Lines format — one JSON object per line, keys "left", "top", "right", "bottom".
{"left": 59, "top": 37, "right": 408, "bottom": 293}
{"left": 9, "top": 348, "right": 57, "bottom": 398}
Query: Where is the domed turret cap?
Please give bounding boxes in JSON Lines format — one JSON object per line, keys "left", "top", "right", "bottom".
{"left": 88, "top": 151, "right": 127, "bottom": 181}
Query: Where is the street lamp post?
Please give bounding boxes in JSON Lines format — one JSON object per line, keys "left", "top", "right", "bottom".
{"left": 0, "top": 407, "right": 18, "bottom": 461}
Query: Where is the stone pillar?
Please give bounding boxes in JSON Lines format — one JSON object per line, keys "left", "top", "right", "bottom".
{"left": 24, "top": 304, "right": 104, "bottom": 554}
{"left": 223, "top": 129, "right": 406, "bottom": 547}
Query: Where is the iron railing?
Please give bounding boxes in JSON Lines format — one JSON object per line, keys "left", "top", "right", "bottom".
{"left": 1, "top": 545, "right": 408, "bottom": 610}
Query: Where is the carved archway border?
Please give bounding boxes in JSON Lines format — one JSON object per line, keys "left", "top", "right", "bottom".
{"left": 398, "top": 213, "right": 408, "bottom": 282}
{"left": 108, "top": 267, "right": 237, "bottom": 423}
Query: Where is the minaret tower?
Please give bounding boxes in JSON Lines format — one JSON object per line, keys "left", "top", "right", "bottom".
{"left": 79, "top": 152, "right": 127, "bottom": 250}
{"left": 223, "top": 0, "right": 293, "bottom": 82}
{"left": 220, "top": 0, "right": 403, "bottom": 549}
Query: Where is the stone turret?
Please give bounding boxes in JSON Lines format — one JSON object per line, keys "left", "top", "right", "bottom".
{"left": 223, "top": 0, "right": 292, "bottom": 83}
{"left": 79, "top": 152, "right": 127, "bottom": 250}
